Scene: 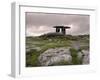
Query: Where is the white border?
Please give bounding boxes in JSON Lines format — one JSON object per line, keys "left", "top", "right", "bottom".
{"left": 11, "top": 2, "right": 97, "bottom": 78}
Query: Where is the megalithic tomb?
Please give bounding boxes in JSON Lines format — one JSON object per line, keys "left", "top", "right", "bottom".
{"left": 53, "top": 26, "right": 70, "bottom": 35}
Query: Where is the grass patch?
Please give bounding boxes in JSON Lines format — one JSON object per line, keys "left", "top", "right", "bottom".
{"left": 26, "top": 49, "right": 40, "bottom": 67}
{"left": 70, "top": 48, "right": 82, "bottom": 65}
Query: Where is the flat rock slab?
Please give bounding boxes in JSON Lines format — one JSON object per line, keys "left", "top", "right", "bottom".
{"left": 38, "top": 47, "right": 72, "bottom": 66}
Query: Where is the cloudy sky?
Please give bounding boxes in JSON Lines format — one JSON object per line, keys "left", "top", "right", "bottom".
{"left": 26, "top": 12, "right": 89, "bottom": 36}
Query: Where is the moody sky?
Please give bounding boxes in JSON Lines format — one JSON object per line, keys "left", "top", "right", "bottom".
{"left": 26, "top": 12, "right": 89, "bottom": 36}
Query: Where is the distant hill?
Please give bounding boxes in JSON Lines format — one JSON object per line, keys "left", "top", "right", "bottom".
{"left": 26, "top": 32, "right": 89, "bottom": 42}
{"left": 39, "top": 32, "right": 65, "bottom": 38}
{"left": 37, "top": 32, "right": 89, "bottom": 41}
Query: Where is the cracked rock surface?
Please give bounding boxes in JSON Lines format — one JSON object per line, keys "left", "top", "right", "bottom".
{"left": 38, "top": 47, "right": 89, "bottom": 66}
{"left": 38, "top": 47, "right": 72, "bottom": 66}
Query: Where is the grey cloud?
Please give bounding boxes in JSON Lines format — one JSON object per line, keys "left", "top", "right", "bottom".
{"left": 26, "top": 12, "right": 89, "bottom": 36}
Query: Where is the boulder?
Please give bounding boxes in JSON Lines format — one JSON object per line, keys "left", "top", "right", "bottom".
{"left": 77, "top": 52, "right": 83, "bottom": 60}
{"left": 38, "top": 47, "right": 72, "bottom": 66}
{"left": 82, "top": 50, "right": 89, "bottom": 64}
{"left": 77, "top": 50, "right": 89, "bottom": 64}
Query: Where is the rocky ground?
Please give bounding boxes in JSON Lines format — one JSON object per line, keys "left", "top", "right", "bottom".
{"left": 38, "top": 47, "right": 89, "bottom": 66}
{"left": 26, "top": 34, "right": 89, "bottom": 67}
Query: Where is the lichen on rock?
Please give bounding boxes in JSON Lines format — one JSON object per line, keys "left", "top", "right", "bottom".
{"left": 38, "top": 47, "right": 72, "bottom": 66}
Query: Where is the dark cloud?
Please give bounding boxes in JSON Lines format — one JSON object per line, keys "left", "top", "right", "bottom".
{"left": 26, "top": 12, "right": 89, "bottom": 36}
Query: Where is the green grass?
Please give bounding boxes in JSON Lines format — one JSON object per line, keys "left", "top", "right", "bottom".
{"left": 26, "top": 49, "right": 40, "bottom": 67}
{"left": 70, "top": 48, "right": 82, "bottom": 65}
